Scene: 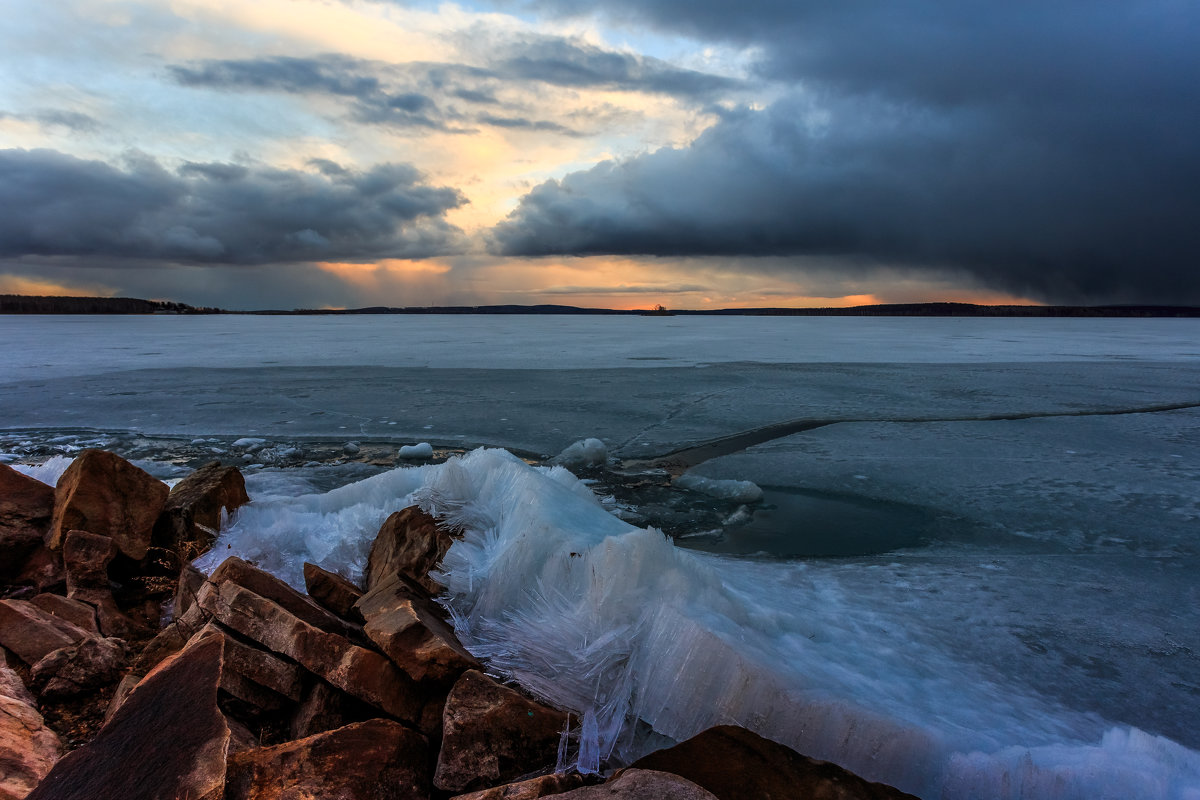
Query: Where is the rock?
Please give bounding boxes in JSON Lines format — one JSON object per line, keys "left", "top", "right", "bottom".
{"left": 303, "top": 562, "right": 364, "bottom": 621}
{"left": 0, "top": 599, "right": 92, "bottom": 665}
{"left": 449, "top": 772, "right": 589, "bottom": 800}
{"left": 366, "top": 505, "right": 460, "bottom": 594}
{"left": 27, "top": 594, "right": 98, "bottom": 635}
{"left": 551, "top": 770, "right": 717, "bottom": 799}
{"left": 0, "top": 662, "right": 60, "bottom": 800}
{"left": 356, "top": 573, "right": 480, "bottom": 687}
{"left": 209, "top": 556, "right": 362, "bottom": 640}
{"left": 26, "top": 634, "right": 229, "bottom": 800}
{"left": 47, "top": 450, "right": 169, "bottom": 560}
{"left": 342, "top": 441, "right": 361, "bottom": 455}
{"left": 189, "top": 622, "right": 303, "bottom": 707}
{"left": 288, "top": 679, "right": 376, "bottom": 740}
{"left": 434, "top": 670, "right": 568, "bottom": 794}
{"left": 61, "top": 530, "right": 116, "bottom": 598}
{"left": 175, "top": 562, "right": 206, "bottom": 618}
{"left": 0, "top": 465, "right": 54, "bottom": 582}
{"left": 197, "top": 579, "right": 423, "bottom": 724}
{"left": 154, "top": 462, "right": 249, "bottom": 559}
{"left": 31, "top": 637, "right": 130, "bottom": 700}
{"left": 225, "top": 719, "right": 430, "bottom": 800}
{"left": 630, "top": 725, "right": 920, "bottom": 800}
{"left": 12, "top": 547, "right": 63, "bottom": 594}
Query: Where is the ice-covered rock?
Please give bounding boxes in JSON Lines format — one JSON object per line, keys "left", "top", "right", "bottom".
{"left": 343, "top": 441, "right": 360, "bottom": 455}
{"left": 674, "top": 474, "right": 763, "bottom": 503}
{"left": 232, "top": 438, "right": 267, "bottom": 449}
{"left": 399, "top": 442, "right": 434, "bottom": 459}
{"left": 553, "top": 438, "right": 608, "bottom": 469}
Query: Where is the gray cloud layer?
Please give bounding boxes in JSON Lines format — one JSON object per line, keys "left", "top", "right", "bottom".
{"left": 0, "top": 149, "right": 466, "bottom": 264}
{"left": 492, "top": 0, "right": 1200, "bottom": 304}
{"left": 170, "top": 38, "right": 737, "bottom": 134}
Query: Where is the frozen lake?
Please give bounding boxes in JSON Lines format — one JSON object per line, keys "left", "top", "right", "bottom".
{"left": 3, "top": 314, "right": 1199, "bottom": 799}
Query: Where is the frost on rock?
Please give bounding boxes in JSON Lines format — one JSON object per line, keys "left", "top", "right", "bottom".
{"left": 675, "top": 473, "right": 763, "bottom": 503}
{"left": 552, "top": 438, "right": 608, "bottom": 469}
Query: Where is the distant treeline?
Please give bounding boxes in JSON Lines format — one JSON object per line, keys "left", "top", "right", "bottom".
{"left": 0, "top": 295, "right": 221, "bottom": 314}
{"left": 3, "top": 295, "right": 1198, "bottom": 317}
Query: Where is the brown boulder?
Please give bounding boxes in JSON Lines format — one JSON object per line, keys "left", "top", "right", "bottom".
{"left": 47, "top": 450, "right": 169, "bottom": 560}
{"left": 175, "top": 562, "right": 206, "bottom": 618}
{"left": 631, "top": 725, "right": 920, "bottom": 800}
{"left": 197, "top": 579, "right": 423, "bottom": 724}
{"left": 155, "top": 462, "right": 249, "bottom": 559}
{"left": 12, "top": 547, "right": 63, "bottom": 594}
{"left": 189, "top": 622, "right": 303, "bottom": 709}
{"left": 225, "top": 718, "right": 430, "bottom": 800}
{"left": 0, "top": 465, "right": 54, "bottom": 582}
{"left": 366, "top": 505, "right": 460, "bottom": 594}
{"left": 31, "top": 636, "right": 130, "bottom": 700}
{"left": 210, "top": 556, "right": 362, "bottom": 641}
{"left": 26, "top": 634, "right": 229, "bottom": 800}
{"left": 61, "top": 530, "right": 116, "bottom": 594}
{"left": 28, "top": 594, "right": 98, "bottom": 635}
{"left": 0, "top": 599, "right": 92, "bottom": 665}
{"left": 303, "top": 562, "right": 364, "bottom": 621}
{"left": 356, "top": 573, "right": 480, "bottom": 687}
{"left": 450, "top": 772, "right": 589, "bottom": 800}
{"left": 434, "top": 670, "right": 568, "bottom": 794}
{"left": 0, "top": 662, "right": 60, "bottom": 800}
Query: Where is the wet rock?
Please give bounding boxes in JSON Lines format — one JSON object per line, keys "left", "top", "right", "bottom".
{"left": 27, "top": 595, "right": 98, "bottom": 636}
{"left": 303, "top": 562, "right": 363, "bottom": 621}
{"left": 0, "top": 600, "right": 91, "bottom": 666}
{"left": 154, "top": 462, "right": 249, "bottom": 560}
{"left": 0, "top": 465, "right": 54, "bottom": 583}
{"left": 366, "top": 505, "right": 460, "bottom": 594}
{"left": 26, "top": 635, "right": 229, "bottom": 800}
{"left": 288, "top": 679, "right": 376, "bottom": 740}
{"left": 449, "top": 772, "right": 589, "bottom": 800}
{"left": 197, "top": 578, "right": 423, "bottom": 724}
{"left": 356, "top": 573, "right": 480, "bottom": 687}
{"left": 434, "top": 670, "right": 568, "bottom": 794}
{"left": 47, "top": 450, "right": 169, "bottom": 560}
{"left": 0, "top": 661, "right": 60, "bottom": 800}
{"left": 210, "top": 556, "right": 362, "bottom": 640}
{"left": 630, "top": 725, "right": 920, "bottom": 800}
{"left": 31, "top": 637, "right": 130, "bottom": 701}
{"left": 225, "top": 719, "right": 430, "bottom": 800}
{"left": 551, "top": 770, "right": 717, "bottom": 799}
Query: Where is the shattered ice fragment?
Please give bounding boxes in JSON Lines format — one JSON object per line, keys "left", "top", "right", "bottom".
{"left": 232, "top": 437, "right": 267, "bottom": 449}
{"left": 674, "top": 474, "right": 763, "bottom": 503}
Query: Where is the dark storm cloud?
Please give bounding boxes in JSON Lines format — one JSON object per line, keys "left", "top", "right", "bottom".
{"left": 0, "top": 148, "right": 467, "bottom": 264}
{"left": 493, "top": 0, "right": 1200, "bottom": 304}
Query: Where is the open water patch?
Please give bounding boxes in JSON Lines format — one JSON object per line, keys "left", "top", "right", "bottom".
{"left": 675, "top": 486, "right": 940, "bottom": 558}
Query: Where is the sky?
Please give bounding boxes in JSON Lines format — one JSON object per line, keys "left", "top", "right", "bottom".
{"left": 1, "top": 0, "right": 1197, "bottom": 310}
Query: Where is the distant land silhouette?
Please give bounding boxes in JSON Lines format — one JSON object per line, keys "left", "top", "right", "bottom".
{"left": 3, "top": 294, "right": 1199, "bottom": 317}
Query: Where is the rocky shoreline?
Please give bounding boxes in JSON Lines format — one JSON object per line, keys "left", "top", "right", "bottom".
{"left": 2, "top": 449, "right": 917, "bottom": 799}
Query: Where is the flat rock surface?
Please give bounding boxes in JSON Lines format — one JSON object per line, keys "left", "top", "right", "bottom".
{"left": 450, "top": 772, "right": 588, "bottom": 800}
{"left": 0, "top": 600, "right": 92, "bottom": 666}
{"left": 25, "top": 634, "right": 229, "bottom": 800}
{"left": 225, "top": 718, "right": 430, "bottom": 800}
{"left": 303, "top": 562, "right": 363, "bottom": 620}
